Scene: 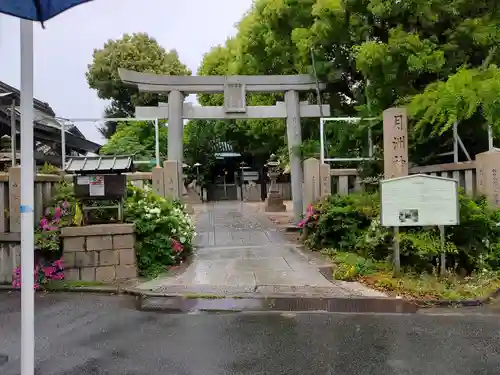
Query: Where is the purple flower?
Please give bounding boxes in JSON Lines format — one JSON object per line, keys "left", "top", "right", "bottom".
{"left": 40, "top": 217, "right": 49, "bottom": 229}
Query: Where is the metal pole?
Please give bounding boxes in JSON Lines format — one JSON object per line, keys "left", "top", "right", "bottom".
{"left": 10, "top": 99, "right": 16, "bottom": 166}
{"left": 439, "top": 225, "right": 446, "bottom": 276}
{"left": 457, "top": 136, "right": 472, "bottom": 161}
{"left": 61, "top": 122, "right": 66, "bottom": 169}
{"left": 320, "top": 118, "right": 325, "bottom": 164}
{"left": 154, "top": 118, "right": 160, "bottom": 167}
{"left": 452, "top": 121, "right": 459, "bottom": 163}
{"left": 393, "top": 226, "right": 400, "bottom": 276}
{"left": 488, "top": 125, "right": 494, "bottom": 151}
{"left": 20, "top": 18, "right": 35, "bottom": 375}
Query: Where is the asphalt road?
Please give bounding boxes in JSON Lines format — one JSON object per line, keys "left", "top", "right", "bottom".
{"left": 0, "top": 292, "right": 499, "bottom": 375}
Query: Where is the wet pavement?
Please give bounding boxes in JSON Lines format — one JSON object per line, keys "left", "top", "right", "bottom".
{"left": 138, "top": 202, "right": 384, "bottom": 297}
{"left": 1, "top": 292, "right": 499, "bottom": 375}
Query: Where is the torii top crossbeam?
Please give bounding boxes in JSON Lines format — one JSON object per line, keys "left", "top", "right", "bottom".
{"left": 118, "top": 68, "right": 325, "bottom": 93}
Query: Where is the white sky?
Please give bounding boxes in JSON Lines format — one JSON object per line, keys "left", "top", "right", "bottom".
{"left": 0, "top": 0, "right": 253, "bottom": 144}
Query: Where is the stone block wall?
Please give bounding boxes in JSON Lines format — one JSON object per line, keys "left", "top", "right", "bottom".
{"left": 61, "top": 224, "right": 137, "bottom": 283}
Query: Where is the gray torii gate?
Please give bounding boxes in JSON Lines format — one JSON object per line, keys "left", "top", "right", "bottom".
{"left": 118, "top": 68, "right": 330, "bottom": 220}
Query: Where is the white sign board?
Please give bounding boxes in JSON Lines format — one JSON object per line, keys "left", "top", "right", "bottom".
{"left": 380, "top": 174, "right": 459, "bottom": 227}
{"left": 89, "top": 175, "right": 105, "bottom": 197}
{"left": 243, "top": 171, "right": 259, "bottom": 181}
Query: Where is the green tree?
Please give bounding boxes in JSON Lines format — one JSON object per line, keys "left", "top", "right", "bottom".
{"left": 292, "top": 0, "right": 500, "bottom": 163}
{"left": 196, "top": 0, "right": 318, "bottom": 163}
{"left": 86, "top": 32, "right": 191, "bottom": 138}
{"left": 99, "top": 121, "right": 168, "bottom": 171}
{"left": 183, "top": 120, "right": 219, "bottom": 186}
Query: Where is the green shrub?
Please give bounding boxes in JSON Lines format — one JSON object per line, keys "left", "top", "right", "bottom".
{"left": 304, "top": 193, "right": 380, "bottom": 250}
{"left": 303, "top": 191, "right": 500, "bottom": 274}
{"left": 124, "top": 185, "right": 195, "bottom": 277}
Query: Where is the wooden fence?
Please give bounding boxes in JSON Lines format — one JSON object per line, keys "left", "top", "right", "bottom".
{"left": 0, "top": 171, "right": 153, "bottom": 235}
{"left": 0, "top": 171, "right": 152, "bottom": 283}
{"left": 330, "top": 161, "right": 476, "bottom": 196}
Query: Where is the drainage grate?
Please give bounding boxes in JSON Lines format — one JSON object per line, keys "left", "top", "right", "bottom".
{"left": 138, "top": 296, "right": 418, "bottom": 314}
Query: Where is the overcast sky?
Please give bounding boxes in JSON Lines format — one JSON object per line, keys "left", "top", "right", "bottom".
{"left": 0, "top": 0, "right": 253, "bottom": 144}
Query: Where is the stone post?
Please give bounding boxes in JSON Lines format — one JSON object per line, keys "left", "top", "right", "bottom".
{"left": 8, "top": 166, "right": 21, "bottom": 232}
{"left": 319, "top": 163, "right": 331, "bottom": 198}
{"left": 265, "top": 154, "right": 286, "bottom": 212}
{"left": 168, "top": 90, "right": 184, "bottom": 195}
{"left": 303, "top": 158, "right": 320, "bottom": 211}
{"left": 383, "top": 107, "right": 408, "bottom": 179}
{"left": 151, "top": 166, "right": 165, "bottom": 197}
{"left": 476, "top": 151, "right": 500, "bottom": 206}
{"left": 163, "top": 160, "right": 180, "bottom": 200}
{"left": 285, "top": 90, "right": 304, "bottom": 221}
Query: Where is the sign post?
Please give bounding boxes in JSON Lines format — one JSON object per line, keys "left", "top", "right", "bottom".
{"left": 380, "top": 174, "right": 459, "bottom": 276}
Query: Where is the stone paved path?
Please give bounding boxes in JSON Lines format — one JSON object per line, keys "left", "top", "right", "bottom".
{"left": 138, "top": 202, "right": 385, "bottom": 297}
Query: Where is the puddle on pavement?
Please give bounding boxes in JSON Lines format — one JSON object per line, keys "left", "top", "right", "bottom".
{"left": 0, "top": 354, "right": 8, "bottom": 366}
{"left": 138, "top": 296, "right": 417, "bottom": 314}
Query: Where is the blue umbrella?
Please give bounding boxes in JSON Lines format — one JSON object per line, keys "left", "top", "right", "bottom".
{"left": 0, "top": 0, "right": 92, "bottom": 25}
{"left": 0, "top": 3, "right": 94, "bottom": 375}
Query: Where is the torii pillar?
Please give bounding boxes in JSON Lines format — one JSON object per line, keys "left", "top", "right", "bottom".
{"left": 118, "top": 69, "right": 330, "bottom": 221}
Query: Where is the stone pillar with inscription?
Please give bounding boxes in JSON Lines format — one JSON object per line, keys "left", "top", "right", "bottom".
{"left": 151, "top": 166, "right": 165, "bottom": 197}
{"left": 163, "top": 160, "right": 180, "bottom": 200}
{"left": 319, "top": 163, "right": 331, "bottom": 199}
{"left": 303, "top": 158, "right": 320, "bottom": 211}
{"left": 383, "top": 107, "right": 408, "bottom": 179}
{"left": 476, "top": 151, "right": 500, "bottom": 206}
{"left": 8, "top": 166, "right": 21, "bottom": 232}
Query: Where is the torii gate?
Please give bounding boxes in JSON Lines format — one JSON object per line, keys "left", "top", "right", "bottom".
{"left": 118, "top": 68, "right": 330, "bottom": 220}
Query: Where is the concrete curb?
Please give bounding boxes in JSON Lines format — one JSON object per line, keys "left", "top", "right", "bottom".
{"left": 0, "top": 284, "right": 121, "bottom": 294}
{"left": 2, "top": 284, "right": 498, "bottom": 310}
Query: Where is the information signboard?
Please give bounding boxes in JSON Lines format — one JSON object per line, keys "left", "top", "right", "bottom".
{"left": 380, "top": 174, "right": 459, "bottom": 227}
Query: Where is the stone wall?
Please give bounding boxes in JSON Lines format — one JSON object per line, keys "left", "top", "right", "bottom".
{"left": 61, "top": 224, "right": 137, "bottom": 283}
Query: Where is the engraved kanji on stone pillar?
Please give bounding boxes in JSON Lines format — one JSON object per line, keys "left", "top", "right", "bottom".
{"left": 319, "top": 163, "right": 331, "bottom": 198}
{"left": 383, "top": 107, "right": 408, "bottom": 179}
{"left": 476, "top": 151, "right": 500, "bottom": 206}
{"left": 303, "top": 158, "right": 320, "bottom": 211}
{"left": 163, "top": 160, "right": 180, "bottom": 199}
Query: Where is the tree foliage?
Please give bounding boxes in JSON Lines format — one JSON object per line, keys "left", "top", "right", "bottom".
{"left": 86, "top": 33, "right": 191, "bottom": 138}
{"left": 99, "top": 121, "right": 168, "bottom": 170}
{"left": 196, "top": 0, "right": 500, "bottom": 166}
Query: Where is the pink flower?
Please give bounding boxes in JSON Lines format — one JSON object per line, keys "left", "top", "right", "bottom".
{"left": 54, "top": 207, "right": 62, "bottom": 219}
{"left": 171, "top": 239, "right": 184, "bottom": 253}
{"left": 40, "top": 217, "right": 49, "bottom": 230}
{"left": 43, "top": 266, "right": 56, "bottom": 277}
{"left": 62, "top": 201, "right": 69, "bottom": 209}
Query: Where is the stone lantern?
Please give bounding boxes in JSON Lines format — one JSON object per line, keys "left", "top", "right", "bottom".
{"left": 265, "top": 154, "right": 286, "bottom": 212}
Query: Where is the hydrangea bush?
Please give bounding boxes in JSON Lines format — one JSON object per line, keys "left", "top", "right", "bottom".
{"left": 124, "top": 185, "right": 195, "bottom": 277}
{"left": 12, "top": 199, "right": 71, "bottom": 289}
{"left": 35, "top": 200, "right": 73, "bottom": 254}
